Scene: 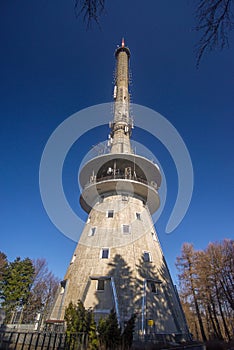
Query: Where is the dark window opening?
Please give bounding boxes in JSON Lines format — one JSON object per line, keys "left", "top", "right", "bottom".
{"left": 143, "top": 251, "right": 151, "bottom": 262}
{"left": 97, "top": 280, "right": 105, "bottom": 291}
{"left": 107, "top": 210, "right": 114, "bottom": 218}
{"left": 101, "top": 248, "right": 109, "bottom": 259}
{"left": 88, "top": 227, "right": 96, "bottom": 236}
{"left": 136, "top": 213, "right": 141, "bottom": 220}
{"left": 149, "top": 282, "right": 158, "bottom": 294}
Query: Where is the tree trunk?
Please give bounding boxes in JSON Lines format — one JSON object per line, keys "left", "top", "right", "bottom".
{"left": 216, "top": 286, "right": 231, "bottom": 341}
{"left": 192, "top": 287, "right": 207, "bottom": 341}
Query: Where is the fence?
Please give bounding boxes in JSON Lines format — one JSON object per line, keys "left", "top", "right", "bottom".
{"left": 0, "top": 331, "right": 88, "bottom": 350}
{"left": 0, "top": 330, "right": 206, "bottom": 350}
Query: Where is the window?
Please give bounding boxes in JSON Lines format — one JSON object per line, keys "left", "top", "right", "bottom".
{"left": 70, "top": 254, "right": 76, "bottom": 264}
{"left": 60, "top": 280, "right": 67, "bottom": 294}
{"left": 122, "top": 224, "right": 130, "bottom": 234}
{"left": 143, "top": 251, "right": 152, "bottom": 262}
{"left": 107, "top": 210, "right": 114, "bottom": 218}
{"left": 101, "top": 248, "right": 109, "bottom": 259}
{"left": 97, "top": 280, "right": 105, "bottom": 291}
{"left": 149, "top": 282, "right": 158, "bottom": 294}
{"left": 88, "top": 227, "right": 96, "bottom": 236}
{"left": 136, "top": 213, "right": 141, "bottom": 220}
{"left": 122, "top": 195, "right": 128, "bottom": 202}
{"left": 151, "top": 232, "right": 157, "bottom": 241}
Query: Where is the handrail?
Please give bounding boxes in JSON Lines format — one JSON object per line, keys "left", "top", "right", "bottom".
{"left": 85, "top": 174, "right": 158, "bottom": 190}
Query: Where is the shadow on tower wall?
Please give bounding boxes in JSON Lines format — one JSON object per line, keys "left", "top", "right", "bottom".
{"left": 81, "top": 253, "right": 190, "bottom": 343}
{"left": 136, "top": 254, "right": 190, "bottom": 342}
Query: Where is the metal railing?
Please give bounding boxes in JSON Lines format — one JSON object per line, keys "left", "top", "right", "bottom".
{"left": 85, "top": 174, "right": 158, "bottom": 190}
{"left": 0, "top": 330, "right": 88, "bottom": 350}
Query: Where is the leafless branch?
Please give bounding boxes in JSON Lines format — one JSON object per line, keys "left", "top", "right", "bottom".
{"left": 74, "top": 0, "right": 105, "bottom": 29}
{"left": 195, "top": 0, "right": 234, "bottom": 67}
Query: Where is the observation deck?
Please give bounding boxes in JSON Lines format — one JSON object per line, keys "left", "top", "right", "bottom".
{"left": 115, "top": 45, "right": 130, "bottom": 58}
{"left": 79, "top": 153, "right": 161, "bottom": 214}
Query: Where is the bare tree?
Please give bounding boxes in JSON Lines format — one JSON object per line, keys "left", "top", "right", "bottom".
{"left": 74, "top": 0, "right": 105, "bottom": 28}
{"left": 177, "top": 240, "right": 234, "bottom": 342}
{"left": 73, "top": 1, "right": 233, "bottom": 66}
{"left": 176, "top": 243, "right": 207, "bottom": 341}
{"left": 195, "top": 0, "right": 234, "bottom": 67}
{"left": 23, "top": 259, "right": 59, "bottom": 324}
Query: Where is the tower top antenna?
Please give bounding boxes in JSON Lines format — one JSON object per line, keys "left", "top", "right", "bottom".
{"left": 121, "top": 37, "right": 125, "bottom": 47}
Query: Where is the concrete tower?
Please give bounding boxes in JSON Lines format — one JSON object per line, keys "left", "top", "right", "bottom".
{"left": 50, "top": 40, "right": 189, "bottom": 341}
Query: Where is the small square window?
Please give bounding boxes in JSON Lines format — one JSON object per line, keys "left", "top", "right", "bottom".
{"left": 97, "top": 280, "right": 105, "bottom": 291}
{"left": 107, "top": 210, "right": 114, "bottom": 218}
{"left": 122, "top": 224, "right": 130, "bottom": 234}
{"left": 143, "top": 251, "right": 151, "bottom": 262}
{"left": 101, "top": 248, "right": 109, "bottom": 259}
{"left": 88, "top": 227, "right": 96, "bottom": 236}
{"left": 136, "top": 213, "right": 141, "bottom": 220}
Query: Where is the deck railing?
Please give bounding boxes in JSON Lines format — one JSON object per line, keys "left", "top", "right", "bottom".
{"left": 84, "top": 174, "right": 158, "bottom": 190}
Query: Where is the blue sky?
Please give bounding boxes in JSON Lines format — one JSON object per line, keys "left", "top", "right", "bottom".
{"left": 1, "top": 0, "right": 233, "bottom": 283}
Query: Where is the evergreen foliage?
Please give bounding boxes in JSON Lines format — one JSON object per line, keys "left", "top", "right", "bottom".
{"left": 0, "top": 254, "right": 59, "bottom": 325}
{"left": 121, "top": 314, "right": 136, "bottom": 349}
{"left": 65, "top": 301, "right": 98, "bottom": 349}
{"left": 65, "top": 301, "right": 136, "bottom": 350}
{"left": 0, "top": 252, "right": 7, "bottom": 283}
{"left": 97, "top": 309, "right": 121, "bottom": 349}
{"left": 0, "top": 257, "right": 34, "bottom": 322}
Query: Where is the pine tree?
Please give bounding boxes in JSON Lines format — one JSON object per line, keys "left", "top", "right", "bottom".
{"left": 65, "top": 302, "right": 136, "bottom": 349}
{"left": 121, "top": 314, "right": 136, "bottom": 349}
{"left": 0, "top": 252, "right": 7, "bottom": 282}
{"left": 64, "top": 300, "right": 99, "bottom": 349}
{"left": 97, "top": 309, "right": 121, "bottom": 350}
{"left": 0, "top": 257, "right": 34, "bottom": 323}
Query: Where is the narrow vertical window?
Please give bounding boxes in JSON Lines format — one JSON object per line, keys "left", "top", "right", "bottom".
{"left": 60, "top": 280, "right": 66, "bottom": 294}
{"left": 101, "top": 248, "right": 109, "bottom": 259}
{"left": 151, "top": 232, "right": 157, "bottom": 241}
{"left": 88, "top": 227, "right": 96, "bottom": 236}
{"left": 97, "top": 280, "right": 105, "bottom": 291}
{"left": 70, "top": 254, "right": 76, "bottom": 264}
{"left": 136, "top": 213, "right": 141, "bottom": 220}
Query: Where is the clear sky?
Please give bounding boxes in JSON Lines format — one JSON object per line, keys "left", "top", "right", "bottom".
{"left": 1, "top": 1, "right": 233, "bottom": 284}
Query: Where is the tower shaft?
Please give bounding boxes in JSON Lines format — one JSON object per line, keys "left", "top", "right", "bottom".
{"left": 111, "top": 39, "right": 132, "bottom": 154}
{"left": 49, "top": 40, "right": 190, "bottom": 342}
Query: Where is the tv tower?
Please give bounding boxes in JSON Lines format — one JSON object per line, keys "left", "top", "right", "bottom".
{"left": 50, "top": 39, "right": 189, "bottom": 341}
